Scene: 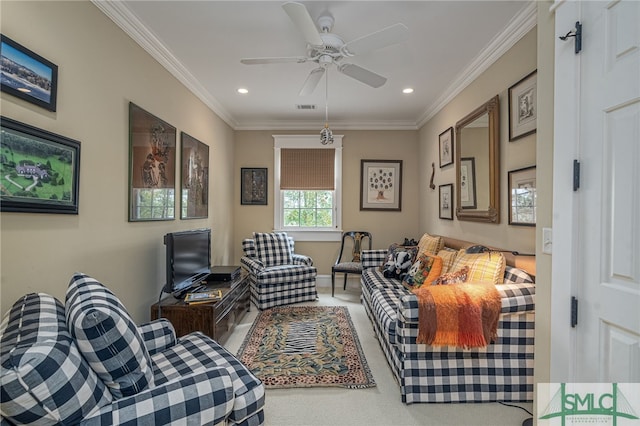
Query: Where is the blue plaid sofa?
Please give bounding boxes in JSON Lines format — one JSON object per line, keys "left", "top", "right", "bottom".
{"left": 241, "top": 232, "right": 317, "bottom": 310}
{"left": 360, "top": 242, "right": 535, "bottom": 404}
{"left": 1, "top": 273, "right": 265, "bottom": 425}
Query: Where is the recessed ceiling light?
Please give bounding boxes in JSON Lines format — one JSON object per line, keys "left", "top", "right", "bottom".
{"left": 402, "top": 88, "right": 414, "bottom": 94}
{"left": 237, "top": 88, "right": 249, "bottom": 94}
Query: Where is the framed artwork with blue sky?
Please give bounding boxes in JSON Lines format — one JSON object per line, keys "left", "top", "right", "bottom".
{"left": 1, "top": 34, "right": 58, "bottom": 112}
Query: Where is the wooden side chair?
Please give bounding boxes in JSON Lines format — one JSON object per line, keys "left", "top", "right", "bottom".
{"left": 331, "top": 231, "right": 372, "bottom": 296}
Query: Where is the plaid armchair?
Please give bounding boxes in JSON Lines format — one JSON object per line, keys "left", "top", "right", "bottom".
{"left": 1, "top": 273, "right": 265, "bottom": 425}
{"left": 241, "top": 232, "right": 317, "bottom": 310}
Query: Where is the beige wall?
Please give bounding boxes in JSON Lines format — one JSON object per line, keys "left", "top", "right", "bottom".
{"left": 533, "top": 0, "right": 555, "bottom": 398}
{"left": 0, "top": 1, "right": 235, "bottom": 322}
{"left": 418, "top": 28, "right": 538, "bottom": 254}
{"left": 232, "top": 130, "right": 420, "bottom": 274}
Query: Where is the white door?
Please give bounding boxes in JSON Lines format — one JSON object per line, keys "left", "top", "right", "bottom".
{"left": 576, "top": 0, "right": 640, "bottom": 381}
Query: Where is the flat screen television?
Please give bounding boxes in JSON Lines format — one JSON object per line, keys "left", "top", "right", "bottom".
{"left": 163, "top": 228, "right": 211, "bottom": 297}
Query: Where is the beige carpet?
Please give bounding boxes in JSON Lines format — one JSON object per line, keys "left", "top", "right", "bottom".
{"left": 224, "top": 279, "right": 534, "bottom": 426}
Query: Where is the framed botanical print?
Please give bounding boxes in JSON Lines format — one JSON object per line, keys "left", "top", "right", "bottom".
{"left": 360, "top": 159, "right": 402, "bottom": 211}
{"left": 439, "top": 127, "right": 453, "bottom": 167}
{"left": 508, "top": 70, "right": 537, "bottom": 141}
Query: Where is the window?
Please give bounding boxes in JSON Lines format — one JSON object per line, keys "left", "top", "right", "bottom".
{"left": 133, "top": 188, "right": 175, "bottom": 219}
{"left": 274, "top": 135, "right": 342, "bottom": 241}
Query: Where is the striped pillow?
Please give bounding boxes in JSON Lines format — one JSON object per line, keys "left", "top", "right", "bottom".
{"left": 65, "top": 273, "right": 154, "bottom": 399}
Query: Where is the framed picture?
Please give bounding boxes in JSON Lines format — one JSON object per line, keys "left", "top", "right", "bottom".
{"left": 0, "top": 116, "right": 80, "bottom": 214}
{"left": 508, "top": 165, "right": 536, "bottom": 226}
{"left": 439, "top": 184, "right": 454, "bottom": 220}
{"left": 360, "top": 159, "right": 403, "bottom": 211}
{"left": 241, "top": 167, "right": 267, "bottom": 205}
{"left": 180, "top": 132, "right": 209, "bottom": 219}
{"left": 439, "top": 127, "right": 453, "bottom": 168}
{"left": 508, "top": 70, "right": 537, "bottom": 141}
{"left": 128, "top": 102, "right": 176, "bottom": 221}
{"left": 0, "top": 35, "right": 58, "bottom": 112}
{"left": 459, "top": 157, "right": 477, "bottom": 209}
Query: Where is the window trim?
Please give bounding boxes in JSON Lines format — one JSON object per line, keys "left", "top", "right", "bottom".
{"left": 273, "top": 135, "right": 343, "bottom": 242}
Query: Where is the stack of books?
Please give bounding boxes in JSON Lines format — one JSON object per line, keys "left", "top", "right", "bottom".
{"left": 184, "top": 289, "right": 223, "bottom": 304}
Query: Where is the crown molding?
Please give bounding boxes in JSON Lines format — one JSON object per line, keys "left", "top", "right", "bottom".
{"left": 93, "top": 0, "right": 536, "bottom": 132}
{"left": 234, "top": 120, "right": 419, "bottom": 131}
{"left": 91, "top": 0, "right": 238, "bottom": 129}
{"left": 416, "top": 1, "right": 537, "bottom": 127}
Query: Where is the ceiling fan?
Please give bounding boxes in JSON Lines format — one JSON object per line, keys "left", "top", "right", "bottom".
{"left": 240, "top": 1, "right": 409, "bottom": 96}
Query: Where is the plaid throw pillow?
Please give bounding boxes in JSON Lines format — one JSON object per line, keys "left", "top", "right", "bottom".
{"left": 254, "top": 232, "right": 293, "bottom": 267}
{"left": 65, "top": 273, "right": 154, "bottom": 399}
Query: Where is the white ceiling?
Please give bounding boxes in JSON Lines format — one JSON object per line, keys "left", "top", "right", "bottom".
{"left": 94, "top": 1, "right": 536, "bottom": 130}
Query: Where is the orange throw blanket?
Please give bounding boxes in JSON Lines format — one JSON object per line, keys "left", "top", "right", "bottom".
{"left": 413, "top": 283, "right": 501, "bottom": 348}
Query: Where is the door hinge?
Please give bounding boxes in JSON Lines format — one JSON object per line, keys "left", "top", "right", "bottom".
{"left": 571, "top": 296, "right": 578, "bottom": 327}
{"left": 573, "top": 160, "right": 581, "bottom": 191}
{"left": 559, "top": 21, "right": 582, "bottom": 54}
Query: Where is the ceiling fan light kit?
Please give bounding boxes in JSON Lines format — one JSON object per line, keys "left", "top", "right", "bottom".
{"left": 241, "top": 1, "right": 409, "bottom": 145}
{"left": 241, "top": 1, "right": 409, "bottom": 95}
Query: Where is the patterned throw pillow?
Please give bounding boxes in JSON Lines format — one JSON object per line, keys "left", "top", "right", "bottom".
{"left": 66, "top": 273, "right": 154, "bottom": 399}
{"left": 254, "top": 232, "right": 293, "bottom": 267}
{"left": 379, "top": 243, "right": 419, "bottom": 271}
{"left": 437, "top": 248, "right": 459, "bottom": 273}
{"left": 417, "top": 233, "right": 444, "bottom": 255}
{"left": 431, "top": 265, "right": 470, "bottom": 285}
{"left": 402, "top": 253, "right": 443, "bottom": 290}
{"left": 450, "top": 250, "right": 506, "bottom": 284}
{"left": 1, "top": 293, "right": 113, "bottom": 424}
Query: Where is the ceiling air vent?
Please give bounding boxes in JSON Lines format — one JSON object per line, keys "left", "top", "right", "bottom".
{"left": 296, "top": 104, "right": 317, "bottom": 110}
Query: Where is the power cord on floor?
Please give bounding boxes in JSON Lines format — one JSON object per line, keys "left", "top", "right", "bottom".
{"left": 498, "top": 401, "right": 533, "bottom": 425}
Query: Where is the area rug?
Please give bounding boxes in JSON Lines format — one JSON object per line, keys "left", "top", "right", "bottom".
{"left": 236, "top": 306, "right": 376, "bottom": 389}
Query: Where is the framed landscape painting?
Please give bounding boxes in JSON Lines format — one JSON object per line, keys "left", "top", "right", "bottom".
{"left": 0, "top": 34, "right": 58, "bottom": 112}
{"left": 360, "top": 159, "right": 402, "bottom": 211}
{"left": 180, "top": 132, "right": 209, "bottom": 219}
{"left": 0, "top": 116, "right": 80, "bottom": 214}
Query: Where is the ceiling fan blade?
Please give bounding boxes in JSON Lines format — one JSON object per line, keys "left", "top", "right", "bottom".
{"left": 338, "top": 63, "right": 387, "bottom": 88}
{"left": 282, "top": 1, "right": 324, "bottom": 47}
{"left": 299, "top": 67, "right": 325, "bottom": 96}
{"left": 241, "top": 56, "right": 308, "bottom": 65}
{"left": 342, "top": 23, "right": 409, "bottom": 56}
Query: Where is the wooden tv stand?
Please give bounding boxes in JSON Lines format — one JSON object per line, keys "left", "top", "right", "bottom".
{"left": 150, "top": 272, "right": 249, "bottom": 346}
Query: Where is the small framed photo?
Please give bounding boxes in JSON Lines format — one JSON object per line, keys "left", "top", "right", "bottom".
{"left": 360, "top": 159, "right": 402, "bottom": 211}
{"left": 0, "top": 34, "right": 58, "bottom": 112}
{"left": 508, "top": 166, "right": 536, "bottom": 226}
{"left": 241, "top": 167, "right": 267, "bottom": 205}
{"left": 508, "top": 70, "right": 537, "bottom": 141}
{"left": 180, "top": 132, "right": 209, "bottom": 219}
{"left": 1, "top": 116, "right": 80, "bottom": 214}
{"left": 439, "top": 184, "right": 454, "bottom": 220}
{"left": 439, "top": 127, "right": 454, "bottom": 168}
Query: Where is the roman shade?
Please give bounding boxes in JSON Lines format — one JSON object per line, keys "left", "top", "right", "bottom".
{"left": 280, "top": 148, "right": 335, "bottom": 190}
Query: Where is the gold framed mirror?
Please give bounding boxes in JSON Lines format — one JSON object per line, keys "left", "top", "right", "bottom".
{"left": 455, "top": 95, "right": 500, "bottom": 223}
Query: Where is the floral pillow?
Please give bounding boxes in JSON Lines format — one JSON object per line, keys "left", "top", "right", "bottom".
{"left": 431, "top": 265, "right": 470, "bottom": 285}
{"left": 402, "top": 253, "right": 443, "bottom": 290}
